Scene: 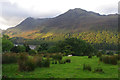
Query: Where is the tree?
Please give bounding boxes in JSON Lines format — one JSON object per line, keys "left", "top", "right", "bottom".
{"left": 28, "top": 50, "right": 37, "bottom": 55}
{"left": 47, "top": 46, "right": 59, "bottom": 53}
{"left": 3, "top": 35, "right": 9, "bottom": 39}
{"left": 23, "top": 44, "right": 31, "bottom": 52}
{"left": 10, "top": 45, "right": 25, "bottom": 53}
{"left": 83, "top": 43, "right": 95, "bottom": 56}
{"left": 56, "top": 38, "right": 95, "bottom": 56}
{"left": 2, "top": 38, "right": 14, "bottom": 52}
{"left": 37, "top": 43, "right": 48, "bottom": 52}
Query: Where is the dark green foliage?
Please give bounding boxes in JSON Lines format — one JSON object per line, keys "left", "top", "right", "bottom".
{"left": 47, "top": 46, "right": 59, "bottom": 53}
{"left": 96, "top": 51, "right": 102, "bottom": 57}
{"left": 83, "top": 64, "right": 92, "bottom": 71}
{"left": 52, "top": 54, "right": 62, "bottom": 61}
{"left": 65, "top": 59, "right": 71, "bottom": 63}
{"left": 59, "top": 60, "right": 66, "bottom": 64}
{"left": 37, "top": 43, "right": 48, "bottom": 52}
{"left": 18, "top": 53, "right": 35, "bottom": 72}
{"left": 107, "top": 51, "right": 114, "bottom": 55}
{"left": 52, "top": 61, "right": 54, "bottom": 64}
{"left": 54, "top": 60, "right": 57, "bottom": 64}
{"left": 94, "top": 67, "right": 104, "bottom": 73}
{"left": 2, "top": 53, "right": 18, "bottom": 64}
{"left": 101, "top": 50, "right": 106, "bottom": 54}
{"left": 3, "top": 35, "right": 9, "bottom": 39}
{"left": 56, "top": 38, "right": 95, "bottom": 56}
{"left": 23, "top": 44, "right": 31, "bottom": 52}
{"left": 116, "top": 51, "right": 120, "bottom": 54}
{"left": 43, "top": 58, "right": 50, "bottom": 67}
{"left": 10, "top": 45, "right": 26, "bottom": 53}
{"left": 2, "top": 39, "right": 14, "bottom": 52}
{"left": 28, "top": 50, "right": 37, "bottom": 55}
{"left": 88, "top": 54, "right": 92, "bottom": 58}
{"left": 100, "top": 55, "right": 118, "bottom": 65}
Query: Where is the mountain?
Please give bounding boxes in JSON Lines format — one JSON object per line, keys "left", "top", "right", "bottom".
{"left": 4, "top": 8, "right": 118, "bottom": 39}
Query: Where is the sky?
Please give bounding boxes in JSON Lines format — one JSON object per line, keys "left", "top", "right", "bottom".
{"left": 0, "top": 0, "right": 119, "bottom": 30}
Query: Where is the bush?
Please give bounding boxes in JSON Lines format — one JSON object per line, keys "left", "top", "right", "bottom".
{"left": 2, "top": 53, "right": 18, "bottom": 64}
{"left": 29, "top": 50, "right": 37, "bottom": 55}
{"left": 94, "top": 67, "right": 104, "bottom": 73}
{"left": 47, "top": 46, "right": 58, "bottom": 53}
{"left": 101, "top": 50, "right": 106, "bottom": 54}
{"left": 52, "top": 61, "right": 54, "bottom": 64}
{"left": 100, "top": 55, "right": 118, "bottom": 65}
{"left": 18, "top": 53, "right": 35, "bottom": 72}
{"left": 10, "top": 45, "right": 26, "bottom": 53}
{"left": 107, "top": 51, "right": 114, "bottom": 55}
{"left": 54, "top": 61, "right": 57, "bottom": 64}
{"left": 2, "top": 38, "right": 14, "bottom": 52}
{"left": 88, "top": 55, "right": 92, "bottom": 58}
{"left": 24, "top": 58, "right": 35, "bottom": 71}
{"left": 33, "top": 55, "right": 43, "bottom": 67}
{"left": 59, "top": 60, "right": 66, "bottom": 64}
{"left": 42, "top": 58, "right": 50, "bottom": 67}
{"left": 52, "top": 54, "right": 62, "bottom": 61}
{"left": 96, "top": 51, "right": 102, "bottom": 57}
{"left": 83, "top": 64, "right": 92, "bottom": 71}
{"left": 116, "top": 51, "right": 120, "bottom": 54}
{"left": 65, "top": 59, "right": 71, "bottom": 63}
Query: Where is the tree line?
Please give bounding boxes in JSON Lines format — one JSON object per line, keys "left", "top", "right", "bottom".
{"left": 2, "top": 35, "right": 95, "bottom": 56}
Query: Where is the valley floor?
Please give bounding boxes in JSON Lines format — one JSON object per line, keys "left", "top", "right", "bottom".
{"left": 2, "top": 56, "right": 118, "bottom": 78}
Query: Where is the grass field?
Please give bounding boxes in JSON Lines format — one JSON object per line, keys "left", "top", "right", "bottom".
{"left": 2, "top": 56, "right": 118, "bottom": 78}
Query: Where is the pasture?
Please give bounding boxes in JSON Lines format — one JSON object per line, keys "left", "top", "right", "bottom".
{"left": 2, "top": 56, "right": 118, "bottom": 78}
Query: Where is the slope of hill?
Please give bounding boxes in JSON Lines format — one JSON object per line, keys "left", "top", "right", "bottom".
{"left": 3, "top": 8, "right": 118, "bottom": 39}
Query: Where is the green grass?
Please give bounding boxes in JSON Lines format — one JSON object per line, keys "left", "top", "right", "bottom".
{"left": 2, "top": 56, "right": 118, "bottom": 78}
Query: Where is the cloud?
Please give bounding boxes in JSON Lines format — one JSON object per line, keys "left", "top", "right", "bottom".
{"left": 0, "top": 1, "right": 61, "bottom": 30}
{"left": 0, "top": 0, "right": 119, "bottom": 30}
{"left": 96, "top": 4, "right": 118, "bottom": 15}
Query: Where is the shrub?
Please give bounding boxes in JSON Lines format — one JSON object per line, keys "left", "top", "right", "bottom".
{"left": 83, "top": 64, "right": 92, "bottom": 71}
{"left": 65, "top": 59, "right": 71, "bottom": 63}
{"left": 118, "top": 55, "right": 120, "bottom": 60}
{"left": 100, "top": 55, "right": 118, "bottom": 65}
{"left": 24, "top": 58, "right": 35, "bottom": 71}
{"left": 29, "top": 50, "right": 37, "bottom": 55}
{"left": 96, "top": 51, "right": 102, "bottom": 57}
{"left": 33, "top": 55, "right": 43, "bottom": 67}
{"left": 2, "top": 38, "right": 14, "bottom": 52}
{"left": 52, "top": 61, "right": 54, "bottom": 64}
{"left": 54, "top": 61, "right": 57, "bottom": 64}
{"left": 47, "top": 46, "right": 58, "bottom": 53}
{"left": 88, "top": 55, "right": 92, "bottom": 58}
{"left": 101, "top": 50, "right": 106, "bottom": 54}
{"left": 52, "top": 54, "right": 62, "bottom": 61}
{"left": 11, "top": 45, "right": 26, "bottom": 53}
{"left": 18, "top": 53, "right": 35, "bottom": 72}
{"left": 2, "top": 53, "right": 18, "bottom": 64}
{"left": 107, "top": 51, "right": 114, "bottom": 55}
{"left": 43, "top": 58, "right": 50, "bottom": 67}
{"left": 43, "top": 53, "right": 50, "bottom": 57}
{"left": 94, "top": 67, "right": 104, "bottom": 73}
{"left": 116, "top": 51, "right": 120, "bottom": 54}
{"left": 59, "top": 60, "right": 66, "bottom": 64}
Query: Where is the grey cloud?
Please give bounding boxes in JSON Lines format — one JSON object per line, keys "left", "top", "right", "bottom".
{"left": 0, "top": 1, "right": 61, "bottom": 28}
{"left": 97, "top": 5, "right": 118, "bottom": 14}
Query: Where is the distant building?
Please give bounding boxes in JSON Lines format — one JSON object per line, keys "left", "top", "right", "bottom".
{"left": 14, "top": 44, "right": 37, "bottom": 50}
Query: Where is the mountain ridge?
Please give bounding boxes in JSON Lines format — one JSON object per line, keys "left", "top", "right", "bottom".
{"left": 4, "top": 8, "right": 118, "bottom": 39}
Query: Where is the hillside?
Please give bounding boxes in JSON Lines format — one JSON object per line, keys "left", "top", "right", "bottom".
{"left": 3, "top": 8, "right": 118, "bottom": 39}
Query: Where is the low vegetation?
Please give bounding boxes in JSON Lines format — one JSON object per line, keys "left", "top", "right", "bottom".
{"left": 2, "top": 35, "right": 119, "bottom": 78}
{"left": 2, "top": 56, "right": 118, "bottom": 78}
